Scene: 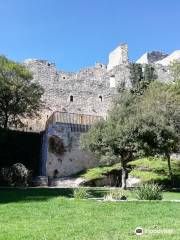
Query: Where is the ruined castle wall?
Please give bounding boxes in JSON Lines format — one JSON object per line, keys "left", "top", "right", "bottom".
{"left": 154, "top": 64, "right": 174, "bottom": 83}
{"left": 107, "top": 44, "right": 128, "bottom": 71}
{"left": 24, "top": 60, "right": 131, "bottom": 131}
{"left": 23, "top": 47, "right": 174, "bottom": 132}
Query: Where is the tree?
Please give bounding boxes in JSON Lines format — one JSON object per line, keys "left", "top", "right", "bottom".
{"left": 129, "top": 63, "right": 156, "bottom": 95}
{"left": 0, "top": 56, "right": 44, "bottom": 128}
{"left": 133, "top": 81, "right": 180, "bottom": 181}
{"left": 81, "top": 92, "right": 139, "bottom": 189}
{"left": 81, "top": 81, "right": 180, "bottom": 187}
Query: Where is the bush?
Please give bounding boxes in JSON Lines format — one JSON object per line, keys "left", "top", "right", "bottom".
{"left": 73, "top": 187, "right": 88, "bottom": 199}
{"left": 104, "top": 189, "right": 127, "bottom": 201}
{"left": 135, "top": 183, "right": 163, "bottom": 200}
{"left": 0, "top": 163, "right": 31, "bottom": 187}
{"left": 48, "top": 135, "right": 65, "bottom": 155}
{"left": 0, "top": 128, "right": 41, "bottom": 176}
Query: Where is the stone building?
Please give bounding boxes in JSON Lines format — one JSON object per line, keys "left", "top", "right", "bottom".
{"left": 24, "top": 43, "right": 178, "bottom": 132}
{"left": 41, "top": 112, "right": 102, "bottom": 178}
{"left": 23, "top": 43, "right": 179, "bottom": 178}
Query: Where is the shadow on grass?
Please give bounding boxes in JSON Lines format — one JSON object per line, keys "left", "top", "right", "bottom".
{"left": 87, "top": 188, "right": 109, "bottom": 198}
{"left": 0, "top": 188, "right": 73, "bottom": 204}
{"left": 0, "top": 187, "right": 179, "bottom": 204}
{"left": 0, "top": 187, "right": 111, "bottom": 204}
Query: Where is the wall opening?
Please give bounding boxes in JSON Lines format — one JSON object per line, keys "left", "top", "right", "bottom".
{"left": 70, "top": 95, "right": 73, "bottom": 102}
{"left": 110, "top": 75, "right": 116, "bottom": 88}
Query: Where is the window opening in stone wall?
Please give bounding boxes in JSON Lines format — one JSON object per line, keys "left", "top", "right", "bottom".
{"left": 110, "top": 75, "right": 116, "bottom": 88}
{"left": 70, "top": 95, "right": 73, "bottom": 102}
{"left": 99, "top": 95, "right": 102, "bottom": 102}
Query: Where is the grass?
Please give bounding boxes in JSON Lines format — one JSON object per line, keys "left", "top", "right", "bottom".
{"left": 87, "top": 187, "right": 180, "bottom": 201}
{"left": 78, "top": 157, "right": 180, "bottom": 187}
{"left": 0, "top": 188, "right": 179, "bottom": 240}
{"left": 128, "top": 157, "right": 180, "bottom": 186}
{"left": 80, "top": 163, "right": 121, "bottom": 180}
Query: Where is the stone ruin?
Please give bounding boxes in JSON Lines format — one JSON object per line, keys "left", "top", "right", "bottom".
{"left": 22, "top": 44, "right": 180, "bottom": 179}
{"left": 23, "top": 43, "right": 179, "bottom": 132}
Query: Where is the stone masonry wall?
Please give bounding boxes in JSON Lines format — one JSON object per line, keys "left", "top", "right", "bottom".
{"left": 23, "top": 44, "right": 175, "bottom": 131}
{"left": 21, "top": 44, "right": 178, "bottom": 177}
{"left": 46, "top": 123, "right": 97, "bottom": 177}
{"left": 24, "top": 60, "right": 131, "bottom": 131}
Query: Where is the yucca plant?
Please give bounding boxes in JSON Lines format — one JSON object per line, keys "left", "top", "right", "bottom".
{"left": 135, "top": 183, "right": 163, "bottom": 200}
{"left": 73, "top": 187, "right": 88, "bottom": 199}
{"left": 104, "top": 189, "right": 127, "bottom": 201}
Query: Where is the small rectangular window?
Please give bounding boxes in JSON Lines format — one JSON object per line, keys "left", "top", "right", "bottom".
{"left": 110, "top": 76, "right": 116, "bottom": 87}
{"left": 70, "top": 96, "right": 73, "bottom": 102}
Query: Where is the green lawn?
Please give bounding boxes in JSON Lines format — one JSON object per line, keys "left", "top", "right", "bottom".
{"left": 128, "top": 157, "right": 180, "bottom": 186}
{"left": 78, "top": 157, "right": 180, "bottom": 187}
{"left": 80, "top": 163, "right": 121, "bottom": 180}
{"left": 0, "top": 188, "right": 179, "bottom": 240}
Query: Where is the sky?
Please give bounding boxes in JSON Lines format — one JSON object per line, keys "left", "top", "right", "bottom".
{"left": 0, "top": 0, "right": 180, "bottom": 71}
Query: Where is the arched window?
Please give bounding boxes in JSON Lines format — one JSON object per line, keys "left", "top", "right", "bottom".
{"left": 99, "top": 95, "right": 102, "bottom": 102}
{"left": 70, "top": 95, "right": 73, "bottom": 102}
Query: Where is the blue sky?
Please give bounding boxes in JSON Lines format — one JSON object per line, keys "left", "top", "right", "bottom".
{"left": 0, "top": 0, "right": 180, "bottom": 71}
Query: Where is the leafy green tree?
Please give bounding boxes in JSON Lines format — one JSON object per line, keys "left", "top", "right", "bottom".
{"left": 81, "top": 81, "right": 180, "bottom": 187}
{"left": 81, "top": 92, "right": 138, "bottom": 189}
{"left": 133, "top": 81, "right": 180, "bottom": 181}
{"left": 129, "top": 63, "right": 156, "bottom": 95}
{"left": 0, "top": 56, "right": 44, "bottom": 128}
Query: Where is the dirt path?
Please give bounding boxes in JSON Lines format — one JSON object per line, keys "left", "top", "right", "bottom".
{"left": 49, "top": 177, "right": 85, "bottom": 188}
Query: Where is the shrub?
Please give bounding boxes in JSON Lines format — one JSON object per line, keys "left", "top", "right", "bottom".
{"left": 104, "top": 189, "right": 127, "bottom": 201}
{"left": 48, "top": 135, "right": 65, "bottom": 155}
{"left": 0, "top": 163, "right": 31, "bottom": 187}
{"left": 135, "top": 183, "right": 163, "bottom": 200}
{"left": 73, "top": 187, "right": 88, "bottom": 199}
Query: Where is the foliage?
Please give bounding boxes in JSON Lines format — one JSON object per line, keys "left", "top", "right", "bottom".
{"left": 81, "top": 73, "right": 180, "bottom": 188}
{"left": 81, "top": 119, "right": 106, "bottom": 157}
{"left": 0, "top": 128, "right": 41, "bottom": 176}
{"left": 104, "top": 188, "right": 127, "bottom": 201}
{"left": 48, "top": 135, "right": 65, "bottom": 155}
{"left": 0, "top": 55, "right": 44, "bottom": 128}
{"left": 0, "top": 163, "right": 31, "bottom": 186}
{"left": 129, "top": 63, "right": 156, "bottom": 95}
{"left": 135, "top": 183, "right": 163, "bottom": 200}
{"left": 133, "top": 81, "right": 180, "bottom": 181}
{"left": 170, "top": 60, "right": 180, "bottom": 82}
{"left": 81, "top": 91, "right": 139, "bottom": 189}
{"left": 73, "top": 187, "right": 88, "bottom": 199}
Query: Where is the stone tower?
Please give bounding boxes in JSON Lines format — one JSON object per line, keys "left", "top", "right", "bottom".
{"left": 107, "top": 43, "right": 128, "bottom": 71}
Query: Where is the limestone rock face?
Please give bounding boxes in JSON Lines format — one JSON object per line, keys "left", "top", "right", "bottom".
{"left": 156, "top": 50, "right": 180, "bottom": 66}
{"left": 136, "top": 51, "right": 168, "bottom": 64}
